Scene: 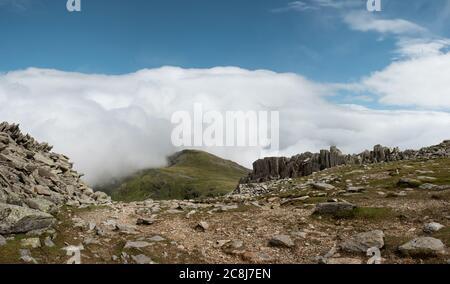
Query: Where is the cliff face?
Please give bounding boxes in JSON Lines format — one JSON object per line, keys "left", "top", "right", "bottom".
{"left": 0, "top": 122, "right": 110, "bottom": 234}
{"left": 238, "top": 141, "right": 450, "bottom": 185}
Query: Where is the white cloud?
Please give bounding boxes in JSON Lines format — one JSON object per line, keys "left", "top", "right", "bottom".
{"left": 272, "top": 0, "right": 360, "bottom": 12}
{"left": 2, "top": 67, "right": 450, "bottom": 186}
{"left": 343, "top": 11, "right": 427, "bottom": 35}
{"left": 360, "top": 51, "right": 450, "bottom": 109}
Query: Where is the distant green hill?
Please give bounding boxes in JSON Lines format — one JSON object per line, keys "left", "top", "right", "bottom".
{"left": 99, "top": 150, "right": 250, "bottom": 201}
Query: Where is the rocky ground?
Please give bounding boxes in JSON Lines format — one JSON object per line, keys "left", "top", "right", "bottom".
{"left": 1, "top": 122, "right": 449, "bottom": 264}
{"left": 2, "top": 157, "right": 450, "bottom": 264}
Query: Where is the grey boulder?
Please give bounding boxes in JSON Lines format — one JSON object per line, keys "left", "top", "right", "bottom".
{"left": 0, "top": 203, "right": 55, "bottom": 234}
{"left": 399, "top": 237, "right": 446, "bottom": 257}
{"left": 340, "top": 230, "right": 385, "bottom": 253}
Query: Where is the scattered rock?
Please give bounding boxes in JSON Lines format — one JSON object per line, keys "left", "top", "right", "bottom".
{"left": 131, "top": 254, "right": 153, "bottom": 264}
{"left": 417, "top": 176, "right": 437, "bottom": 182}
{"left": 423, "top": 222, "right": 444, "bottom": 234}
{"left": 44, "top": 236, "right": 55, "bottom": 248}
{"left": 346, "top": 186, "right": 365, "bottom": 193}
{"left": 269, "top": 235, "right": 295, "bottom": 248}
{"left": 398, "top": 178, "right": 422, "bottom": 188}
{"left": 25, "top": 198, "right": 57, "bottom": 214}
{"left": 20, "top": 249, "right": 37, "bottom": 264}
{"left": 312, "top": 183, "right": 335, "bottom": 191}
{"left": 399, "top": 237, "right": 446, "bottom": 257}
{"left": 222, "top": 240, "right": 245, "bottom": 255}
{"left": 148, "top": 235, "right": 165, "bottom": 242}
{"left": 21, "top": 238, "right": 41, "bottom": 248}
{"left": 326, "top": 257, "right": 362, "bottom": 265}
{"left": 0, "top": 235, "right": 6, "bottom": 246}
{"left": 124, "top": 241, "right": 152, "bottom": 249}
{"left": 313, "top": 202, "right": 356, "bottom": 216}
{"left": 339, "top": 230, "right": 385, "bottom": 253}
{"left": 195, "top": 221, "right": 209, "bottom": 232}
{"left": 0, "top": 203, "right": 55, "bottom": 234}
{"left": 136, "top": 217, "right": 154, "bottom": 226}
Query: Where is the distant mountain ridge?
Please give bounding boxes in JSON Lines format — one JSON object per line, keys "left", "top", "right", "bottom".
{"left": 101, "top": 150, "right": 250, "bottom": 201}
{"left": 239, "top": 140, "right": 450, "bottom": 185}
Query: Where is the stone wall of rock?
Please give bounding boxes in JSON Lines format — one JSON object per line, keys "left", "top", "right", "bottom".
{"left": 238, "top": 141, "right": 450, "bottom": 186}
{"left": 0, "top": 122, "right": 110, "bottom": 234}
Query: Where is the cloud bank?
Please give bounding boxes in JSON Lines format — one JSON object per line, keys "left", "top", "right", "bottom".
{"left": 2, "top": 65, "right": 450, "bottom": 185}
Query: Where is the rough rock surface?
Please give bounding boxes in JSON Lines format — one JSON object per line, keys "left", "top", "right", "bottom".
{"left": 313, "top": 202, "right": 356, "bottom": 216}
{"left": 237, "top": 141, "right": 450, "bottom": 191}
{"left": 339, "top": 230, "right": 385, "bottom": 253}
{"left": 0, "top": 203, "right": 55, "bottom": 234}
{"left": 399, "top": 237, "right": 446, "bottom": 257}
{"left": 0, "top": 122, "right": 111, "bottom": 234}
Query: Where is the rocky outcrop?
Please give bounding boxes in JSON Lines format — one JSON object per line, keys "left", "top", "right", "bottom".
{"left": 238, "top": 141, "right": 450, "bottom": 186}
{"left": 0, "top": 122, "right": 111, "bottom": 234}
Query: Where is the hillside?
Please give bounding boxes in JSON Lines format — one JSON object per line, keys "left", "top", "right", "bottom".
{"left": 1, "top": 126, "right": 449, "bottom": 265}
{"left": 102, "top": 150, "right": 250, "bottom": 201}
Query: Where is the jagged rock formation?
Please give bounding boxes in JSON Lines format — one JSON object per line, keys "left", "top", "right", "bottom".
{"left": 0, "top": 122, "right": 110, "bottom": 234}
{"left": 237, "top": 141, "right": 450, "bottom": 187}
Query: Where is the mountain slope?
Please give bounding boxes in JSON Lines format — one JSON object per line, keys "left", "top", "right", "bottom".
{"left": 103, "top": 150, "right": 250, "bottom": 201}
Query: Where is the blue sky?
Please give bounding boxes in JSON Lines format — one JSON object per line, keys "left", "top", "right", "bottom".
{"left": 1, "top": 0, "right": 449, "bottom": 83}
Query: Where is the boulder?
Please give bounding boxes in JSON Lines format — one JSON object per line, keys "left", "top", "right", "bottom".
{"left": 25, "top": 198, "right": 57, "bottom": 214}
{"left": 399, "top": 237, "right": 446, "bottom": 257}
{"left": 339, "top": 230, "right": 385, "bottom": 253}
{"left": 0, "top": 203, "right": 55, "bottom": 234}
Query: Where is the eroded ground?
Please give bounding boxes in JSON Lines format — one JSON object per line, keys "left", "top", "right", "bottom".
{"left": 1, "top": 158, "right": 450, "bottom": 264}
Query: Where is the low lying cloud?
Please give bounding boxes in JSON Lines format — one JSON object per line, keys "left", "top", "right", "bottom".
{"left": 2, "top": 66, "right": 450, "bottom": 186}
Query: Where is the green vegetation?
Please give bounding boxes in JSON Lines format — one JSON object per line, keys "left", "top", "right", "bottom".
{"left": 101, "top": 150, "right": 250, "bottom": 201}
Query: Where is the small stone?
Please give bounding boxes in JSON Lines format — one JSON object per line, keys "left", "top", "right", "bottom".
{"left": 222, "top": 240, "right": 245, "bottom": 255}
{"left": 148, "top": 235, "right": 165, "bottom": 242}
{"left": 131, "top": 254, "right": 153, "bottom": 264}
{"left": 21, "top": 238, "right": 41, "bottom": 248}
{"left": 83, "top": 237, "right": 100, "bottom": 245}
{"left": 124, "top": 241, "right": 152, "bottom": 249}
{"left": 397, "top": 178, "right": 422, "bottom": 188}
{"left": 195, "top": 221, "right": 209, "bottom": 232}
{"left": 417, "top": 176, "right": 437, "bottom": 182}
{"left": 326, "top": 257, "right": 362, "bottom": 265}
{"left": 312, "top": 183, "right": 335, "bottom": 191}
{"left": 423, "top": 222, "right": 445, "bottom": 234}
{"left": 346, "top": 186, "right": 365, "bottom": 193}
{"left": 269, "top": 235, "right": 295, "bottom": 248}
{"left": 214, "top": 240, "right": 231, "bottom": 248}
{"left": 0, "top": 235, "right": 6, "bottom": 246}
{"left": 419, "top": 183, "right": 440, "bottom": 190}
{"left": 44, "top": 236, "right": 55, "bottom": 247}
{"left": 136, "top": 217, "right": 154, "bottom": 226}
{"left": 20, "top": 249, "right": 37, "bottom": 264}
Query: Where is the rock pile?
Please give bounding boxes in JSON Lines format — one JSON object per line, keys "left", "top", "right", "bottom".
{"left": 0, "top": 122, "right": 110, "bottom": 234}
{"left": 238, "top": 141, "right": 450, "bottom": 186}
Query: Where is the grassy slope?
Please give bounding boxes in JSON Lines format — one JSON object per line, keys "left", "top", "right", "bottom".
{"left": 106, "top": 150, "right": 250, "bottom": 201}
